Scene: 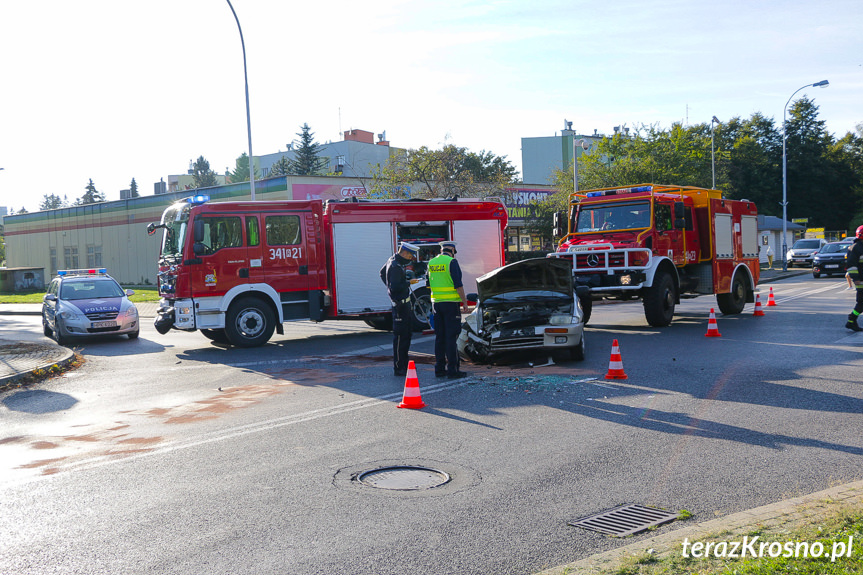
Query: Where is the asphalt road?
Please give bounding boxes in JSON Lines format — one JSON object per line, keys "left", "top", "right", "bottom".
{"left": 1, "top": 275, "right": 862, "bottom": 575}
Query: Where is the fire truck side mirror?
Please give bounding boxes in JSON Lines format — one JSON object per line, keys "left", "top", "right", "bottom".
{"left": 553, "top": 211, "right": 565, "bottom": 238}
{"left": 673, "top": 201, "right": 686, "bottom": 229}
{"left": 147, "top": 222, "right": 156, "bottom": 235}
{"left": 193, "top": 218, "right": 205, "bottom": 243}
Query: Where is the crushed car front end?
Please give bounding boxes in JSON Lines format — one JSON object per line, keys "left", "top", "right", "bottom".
{"left": 457, "top": 258, "right": 585, "bottom": 362}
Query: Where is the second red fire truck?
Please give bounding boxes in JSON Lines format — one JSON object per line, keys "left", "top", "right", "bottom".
{"left": 552, "top": 184, "right": 760, "bottom": 326}
{"left": 148, "top": 194, "right": 508, "bottom": 347}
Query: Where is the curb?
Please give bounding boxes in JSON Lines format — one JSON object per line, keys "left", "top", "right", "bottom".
{"left": 535, "top": 480, "right": 863, "bottom": 574}
{"left": 0, "top": 344, "right": 77, "bottom": 392}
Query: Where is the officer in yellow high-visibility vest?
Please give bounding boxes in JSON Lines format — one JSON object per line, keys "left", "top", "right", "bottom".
{"left": 428, "top": 241, "right": 469, "bottom": 379}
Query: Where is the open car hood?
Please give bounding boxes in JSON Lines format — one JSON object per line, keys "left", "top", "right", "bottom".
{"left": 476, "top": 258, "right": 573, "bottom": 302}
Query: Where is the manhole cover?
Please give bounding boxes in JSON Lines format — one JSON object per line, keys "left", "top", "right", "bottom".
{"left": 357, "top": 466, "right": 450, "bottom": 491}
{"left": 569, "top": 504, "right": 678, "bottom": 537}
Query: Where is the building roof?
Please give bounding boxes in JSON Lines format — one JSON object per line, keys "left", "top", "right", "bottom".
{"left": 757, "top": 215, "right": 806, "bottom": 231}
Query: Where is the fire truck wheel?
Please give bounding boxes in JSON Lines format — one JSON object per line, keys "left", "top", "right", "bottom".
{"left": 410, "top": 287, "right": 433, "bottom": 332}
{"left": 643, "top": 271, "right": 676, "bottom": 327}
{"left": 225, "top": 297, "right": 276, "bottom": 347}
{"left": 717, "top": 273, "right": 747, "bottom": 315}
{"left": 201, "top": 328, "right": 230, "bottom": 343}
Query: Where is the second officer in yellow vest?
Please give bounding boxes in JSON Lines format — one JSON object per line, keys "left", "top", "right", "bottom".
{"left": 428, "top": 241, "right": 469, "bottom": 379}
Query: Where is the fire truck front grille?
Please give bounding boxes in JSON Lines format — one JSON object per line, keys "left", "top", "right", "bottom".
{"left": 575, "top": 253, "right": 627, "bottom": 268}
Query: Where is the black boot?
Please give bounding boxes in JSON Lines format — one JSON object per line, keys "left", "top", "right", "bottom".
{"left": 846, "top": 314, "right": 863, "bottom": 332}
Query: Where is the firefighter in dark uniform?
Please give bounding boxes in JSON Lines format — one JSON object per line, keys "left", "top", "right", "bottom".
{"left": 380, "top": 242, "right": 420, "bottom": 376}
{"left": 428, "top": 241, "right": 470, "bottom": 379}
{"left": 844, "top": 225, "right": 863, "bottom": 332}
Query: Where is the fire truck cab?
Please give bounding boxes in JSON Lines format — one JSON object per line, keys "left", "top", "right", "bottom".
{"left": 553, "top": 184, "right": 759, "bottom": 326}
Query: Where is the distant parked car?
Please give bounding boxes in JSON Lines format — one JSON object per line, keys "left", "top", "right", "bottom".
{"left": 786, "top": 238, "right": 827, "bottom": 267}
{"left": 812, "top": 242, "right": 850, "bottom": 278}
{"left": 42, "top": 268, "right": 140, "bottom": 346}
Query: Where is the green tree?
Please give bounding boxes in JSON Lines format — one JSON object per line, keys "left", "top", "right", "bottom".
{"left": 717, "top": 113, "right": 782, "bottom": 213}
{"left": 371, "top": 144, "right": 518, "bottom": 199}
{"left": 835, "top": 123, "right": 863, "bottom": 227}
{"left": 129, "top": 178, "right": 139, "bottom": 198}
{"left": 228, "top": 152, "right": 260, "bottom": 183}
{"left": 286, "top": 123, "right": 328, "bottom": 176}
{"left": 269, "top": 155, "right": 292, "bottom": 178}
{"left": 781, "top": 97, "right": 859, "bottom": 231}
{"left": 191, "top": 156, "right": 219, "bottom": 188}
{"left": 39, "top": 194, "right": 68, "bottom": 210}
{"left": 75, "top": 179, "right": 106, "bottom": 205}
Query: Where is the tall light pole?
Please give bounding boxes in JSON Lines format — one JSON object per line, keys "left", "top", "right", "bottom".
{"left": 572, "top": 138, "right": 588, "bottom": 193}
{"left": 781, "top": 79, "right": 829, "bottom": 270}
{"left": 226, "top": 0, "right": 255, "bottom": 200}
{"left": 710, "top": 116, "right": 720, "bottom": 189}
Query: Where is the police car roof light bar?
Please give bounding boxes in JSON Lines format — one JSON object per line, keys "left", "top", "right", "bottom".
{"left": 57, "top": 268, "right": 108, "bottom": 277}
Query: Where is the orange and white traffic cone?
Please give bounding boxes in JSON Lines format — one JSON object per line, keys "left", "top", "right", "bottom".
{"left": 705, "top": 308, "right": 722, "bottom": 337}
{"left": 397, "top": 360, "right": 426, "bottom": 409}
{"left": 753, "top": 293, "right": 766, "bottom": 316}
{"left": 604, "top": 339, "right": 628, "bottom": 380}
{"left": 767, "top": 286, "right": 777, "bottom": 307}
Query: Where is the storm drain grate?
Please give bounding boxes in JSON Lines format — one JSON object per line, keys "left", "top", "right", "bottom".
{"left": 569, "top": 504, "right": 678, "bottom": 537}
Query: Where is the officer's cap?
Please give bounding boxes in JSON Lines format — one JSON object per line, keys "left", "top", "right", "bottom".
{"left": 399, "top": 242, "right": 420, "bottom": 256}
{"left": 440, "top": 241, "right": 457, "bottom": 253}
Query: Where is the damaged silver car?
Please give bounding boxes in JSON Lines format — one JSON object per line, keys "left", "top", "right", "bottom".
{"left": 458, "top": 258, "right": 586, "bottom": 363}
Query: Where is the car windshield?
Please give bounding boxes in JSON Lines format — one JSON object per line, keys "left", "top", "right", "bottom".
{"left": 575, "top": 202, "right": 651, "bottom": 232}
{"left": 60, "top": 279, "right": 125, "bottom": 300}
{"left": 820, "top": 243, "right": 846, "bottom": 254}
{"left": 792, "top": 240, "right": 822, "bottom": 249}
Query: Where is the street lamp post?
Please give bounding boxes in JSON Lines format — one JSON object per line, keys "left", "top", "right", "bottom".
{"left": 572, "top": 138, "right": 588, "bottom": 193}
{"left": 710, "top": 116, "right": 720, "bottom": 189}
{"left": 781, "top": 80, "right": 829, "bottom": 270}
{"left": 226, "top": 0, "right": 255, "bottom": 201}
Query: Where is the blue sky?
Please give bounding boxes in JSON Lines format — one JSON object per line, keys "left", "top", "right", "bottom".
{"left": 1, "top": 0, "right": 860, "bottom": 212}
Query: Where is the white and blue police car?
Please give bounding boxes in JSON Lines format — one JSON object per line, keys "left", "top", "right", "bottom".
{"left": 42, "top": 268, "right": 140, "bottom": 345}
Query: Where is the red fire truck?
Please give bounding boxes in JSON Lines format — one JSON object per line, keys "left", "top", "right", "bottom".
{"left": 552, "top": 184, "right": 759, "bottom": 326}
{"left": 147, "top": 194, "right": 508, "bottom": 346}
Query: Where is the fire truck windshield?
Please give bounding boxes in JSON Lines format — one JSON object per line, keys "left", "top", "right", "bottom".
{"left": 159, "top": 203, "right": 190, "bottom": 259}
{"left": 576, "top": 201, "right": 650, "bottom": 233}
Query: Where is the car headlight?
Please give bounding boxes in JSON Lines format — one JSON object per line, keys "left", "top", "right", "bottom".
{"left": 124, "top": 306, "right": 138, "bottom": 319}
{"left": 549, "top": 313, "right": 572, "bottom": 325}
{"left": 57, "top": 310, "right": 79, "bottom": 320}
